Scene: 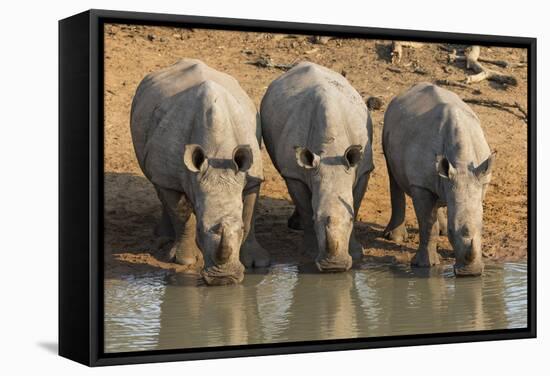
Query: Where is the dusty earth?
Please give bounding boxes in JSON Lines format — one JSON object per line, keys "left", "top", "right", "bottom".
{"left": 103, "top": 24, "right": 528, "bottom": 279}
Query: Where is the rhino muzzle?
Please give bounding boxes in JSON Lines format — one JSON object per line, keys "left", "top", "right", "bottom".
{"left": 315, "top": 224, "right": 353, "bottom": 272}
{"left": 202, "top": 262, "right": 245, "bottom": 285}
{"left": 202, "top": 222, "right": 245, "bottom": 285}
{"left": 454, "top": 236, "right": 484, "bottom": 277}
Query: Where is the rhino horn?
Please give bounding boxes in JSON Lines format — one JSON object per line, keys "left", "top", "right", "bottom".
{"left": 216, "top": 225, "right": 232, "bottom": 264}
{"left": 325, "top": 220, "right": 339, "bottom": 257}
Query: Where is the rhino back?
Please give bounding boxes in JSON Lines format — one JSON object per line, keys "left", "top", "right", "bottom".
{"left": 131, "top": 59, "right": 262, "bottom": 191}
{"left": 261, "top": 62, "right": 372, "bottom": 180}
{"left": 383, "top": 83, "right": 491, "bottom": 194}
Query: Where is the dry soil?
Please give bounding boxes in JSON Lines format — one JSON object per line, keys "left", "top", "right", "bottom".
{"left": 103, "top": 24, "right": 529, "bottom": 278}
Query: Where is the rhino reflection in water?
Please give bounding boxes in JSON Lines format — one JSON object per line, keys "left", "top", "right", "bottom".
{"left": 156, "top": 268, "right": 299, "bottom": 349}
{"left": 103, "top": 265, "right": 514, "bottom": 351}
{"left": 156, "top": 267, "right": 362, "bottom": 348}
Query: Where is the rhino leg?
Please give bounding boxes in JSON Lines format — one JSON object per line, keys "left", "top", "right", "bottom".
{"left": 437, "top": 207, "right": 448, "bottom": 236}
{"left": 154, "top": 207, "right": 175, "bottom": 239}
{"left": 383, "top": 167, "right": 408, "bottom": 243}
{"left": 349, "top": 173, "right": 370, "bottom": 260}
{"left": 157, "top": 187, "right": 202, "bottom": 266}
{"left": 240, "top": 184, "right": 270, "bottom": 268}
{"left": 287, "top": 208, "right": 303, "bottom": 230}
{"left": 285, "top": 178, "right": 318, "bottom": 257}
{"left": 410, "top": 187, "right": 441, "bottom": 267}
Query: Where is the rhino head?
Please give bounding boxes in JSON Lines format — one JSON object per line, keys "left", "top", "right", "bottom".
{"left": 295, "top": 144, "right": 364, "bottom": 272}
{"left": 436, "top": 152, "right": 496, "bottom": 276}
{"left": 183, "top": 143, "right": 254, "bottom": 285}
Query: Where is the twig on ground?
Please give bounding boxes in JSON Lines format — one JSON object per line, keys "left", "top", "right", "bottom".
{"left": 478, "top": 57, "right": 527, "bottom": 69}
{"left": 463, "top": 97, "right": 528, "bottom": 123}
{"left": 435, "top": 79, "right": 471, "bottom": 90}
{"left": 246, "top": 56, "right": 297, "bottom": 71}
{"left": 386, "top": 66, "right": 403, "bottom": 74}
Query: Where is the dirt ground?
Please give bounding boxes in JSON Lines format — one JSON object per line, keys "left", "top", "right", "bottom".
{"left": 103, "top": 24, "right": 528, "bottom": 279}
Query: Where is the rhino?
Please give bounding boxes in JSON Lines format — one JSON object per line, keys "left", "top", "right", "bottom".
{"left": 383, "top": 83, "right": 495, "bottom": 276}
{"left": 131, "top": 59, "right": 270, "bottom": 285}
{"left": 260, "top": 62, "right": 374, "bottom": 272}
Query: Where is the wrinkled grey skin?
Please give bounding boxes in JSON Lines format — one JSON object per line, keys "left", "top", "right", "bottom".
{"left": 260, "top": 62, "right": 374, "bottom": 272}
{"left": 383, "top": 83, "right": 495, "bottom": 276}
{"left": 131, "top": 59, "right": 270, "bottom": 285}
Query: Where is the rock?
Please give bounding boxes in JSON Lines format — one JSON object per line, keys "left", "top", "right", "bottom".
{"left": 147, "top": 34, "right": 156, "bottom": 41}
{"left": 413, "top": 67, "right": 428, "bottom": 75}
{"left": 310, "top": 35, "right": 331, "bottom": 45}
{"left": 366, "top": 96, "right": 384, "bottom": 111}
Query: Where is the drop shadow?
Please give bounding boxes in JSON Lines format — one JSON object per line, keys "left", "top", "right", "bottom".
{"left": 37, "top": 341, "right": 58, "bottom": 354}
{"left": 103, "top": 172, "right": 452, "bottom": 277}
{"left": 104, "top": 172, "right": 159, "bottom": 256}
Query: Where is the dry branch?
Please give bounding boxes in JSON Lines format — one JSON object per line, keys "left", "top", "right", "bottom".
{"left": 391, "top": 41, "right": 423, "bottom": 64}
{"left": 387, "top": 66, "right": 403, "bottom": 74}
{"left": 478, "top": 57, "right": 527, "bottom": 69}
{"left": 246, "top": 56, "right": 296, "bottom": 71}
{"left": 435, "top": 79, "right": 471, "bottom": 90}
{"left": 448, "top": 46, "right": 518, "bottom": 86}
{"left": 463, "top": 97, "right": 527, "bottom": 123}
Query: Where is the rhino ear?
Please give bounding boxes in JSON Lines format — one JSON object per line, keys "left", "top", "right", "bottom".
{"left": 344, "top": 145, "right": 363, "bottom": 169}
{"left": 183, "top": 144, "right": 208, "bottom": 173}
{"left": 475, "top": 151, "right": 496, "bottom": 181}
{"left": 295, "top": 146, "right": 320, "bottom": 170}
{"left": 232, "top": 145, "right": 253, "bottom": 173}
{"left": 436, "top": 155, "right": 456, "bottom": 180}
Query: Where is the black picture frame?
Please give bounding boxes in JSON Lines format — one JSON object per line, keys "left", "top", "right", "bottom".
{"left": 59, "top": 8, "right": 537, "bottom": 367}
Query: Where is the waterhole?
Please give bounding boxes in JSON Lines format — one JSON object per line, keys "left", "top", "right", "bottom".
{"left": 104, "top": 262, "right": 527, "bottom": 353}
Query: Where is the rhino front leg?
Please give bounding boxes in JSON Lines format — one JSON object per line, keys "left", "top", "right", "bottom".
{"left": 157, "top": 187, "right": 202, "bottom": 266}
{"left": 285, "top": 178, "right": 318, "bottom": 257}
{"left": 287, "top": 208, "right": 303, "bottom": 230}
{"left": 349, "top": 172, "right": 370, "bottom": 260}
{"left": 383, "top": 166, "right": 408, "bottom": 242}
{"left": 411, "top": 187, "right": 441, "bottom": 267}
{"left": 240, "top": 184, "right": 270, "bottom": 268}
{"left": 154, "top": 207, "right": 175, "bottom": 238}
{"left": 152, "top": 206, "right": 175, "bottom": 252}
{"left": 437, "top": 207, "right": 448, "bottom": 236}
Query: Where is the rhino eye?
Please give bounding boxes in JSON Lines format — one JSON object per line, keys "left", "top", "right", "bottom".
{"left": 208, "top": 223, "right": 221, "bottom": 234}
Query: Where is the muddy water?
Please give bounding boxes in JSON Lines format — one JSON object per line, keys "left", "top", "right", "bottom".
{"left": 104, "top": 262, "right": 527, "bottom": 353}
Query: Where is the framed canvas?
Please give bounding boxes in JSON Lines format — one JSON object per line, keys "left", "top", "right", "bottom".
{"left": 59, "top": 9, "right": 536, "bottom": 366}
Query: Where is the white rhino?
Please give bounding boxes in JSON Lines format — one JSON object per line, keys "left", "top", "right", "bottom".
{"left": 260, "top": 62, "right": 374, "bottom": 272}
{"left": 383, "top": 83, "right": 495, "bottom": 276}
{"left": 131, "top": 59, "right": 269, "bottom": 285}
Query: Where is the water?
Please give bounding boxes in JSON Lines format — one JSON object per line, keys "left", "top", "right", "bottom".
{"left": 104, "top": 262, "right": 528, "bottom": 353}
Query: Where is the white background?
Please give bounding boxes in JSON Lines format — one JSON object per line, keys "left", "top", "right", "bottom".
{"left": 0, "top": 0, "right": 546, "bottom": 374}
